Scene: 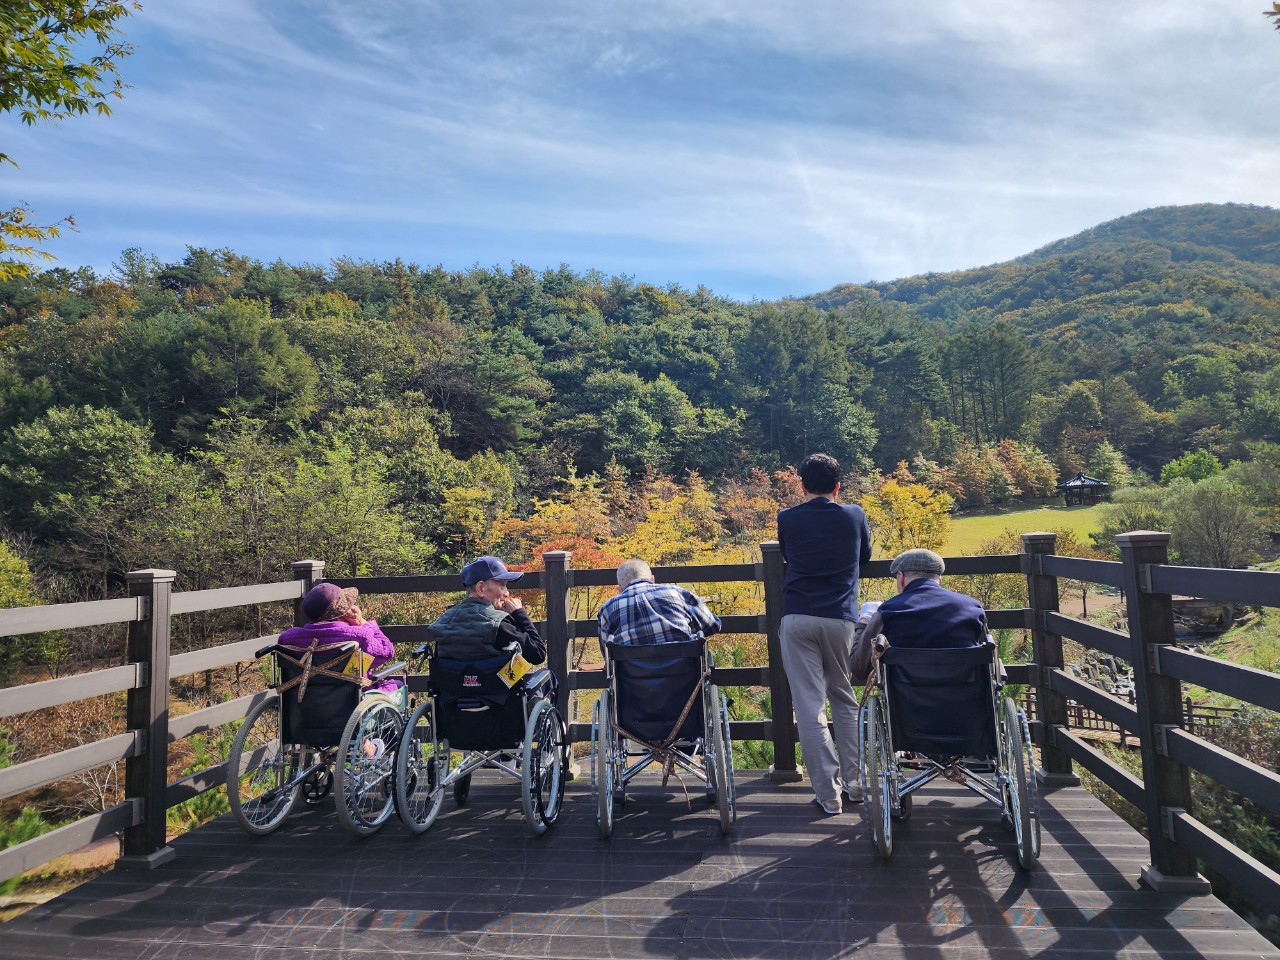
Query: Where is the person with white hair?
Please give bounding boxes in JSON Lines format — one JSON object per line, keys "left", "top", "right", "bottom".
{"left": 858, "top": 548, "right": 987, "bottom": 654}
{"left": 597, "top": 559, "right": 722, "bottom": 648}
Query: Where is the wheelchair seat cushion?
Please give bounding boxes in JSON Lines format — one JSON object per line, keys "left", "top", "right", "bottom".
{"left": 882, "top": 643, "right": 998, "bottom": 759}
{"left": 608, "top": 639, "right": 707, "bottom": 744}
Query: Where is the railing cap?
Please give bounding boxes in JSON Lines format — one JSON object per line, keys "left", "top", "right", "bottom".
{"left": 125, "top": 569, "right": 177, "bottom": 585}
{"left": 1021, "top": 531, "right": 1057, "bottom": 548}
{"left": 1115, "top": 530, "right": 1172, "bottom": 546}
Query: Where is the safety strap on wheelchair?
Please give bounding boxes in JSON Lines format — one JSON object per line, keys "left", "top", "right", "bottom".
{"left": 610, "top": 667, "right": 712, "bottom": 797}
{"left": 273, "top": 639, "right": 368, "bottom": 702}
{"left": 857, "top": 638, "right": 888, "bottom": 710}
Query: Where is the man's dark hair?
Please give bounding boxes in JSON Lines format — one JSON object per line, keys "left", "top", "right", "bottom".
{"left": 797, "top": 453, "right": 841, "bottom": 494}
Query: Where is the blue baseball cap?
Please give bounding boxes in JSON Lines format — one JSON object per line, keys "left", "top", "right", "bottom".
{"left": 460, "top": 556, "right": 523, "bottom": 587}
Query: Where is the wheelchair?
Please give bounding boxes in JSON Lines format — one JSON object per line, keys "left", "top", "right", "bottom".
{"left": 590, "top": 636, "right": 736, "bottom": 837}
{"left": 393, "top": 640, "right": 568, "bottom": 836}
{"left": 859, "top": 637, "right": 1040, "bottom": 869}
{"left": 227, "top": 640, "right": 408, "bottom": 838}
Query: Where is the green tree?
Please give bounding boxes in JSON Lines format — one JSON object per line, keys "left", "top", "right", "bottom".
{"left": 0, "top": 2, "right": 140, "bottom": 279}
{"left": 177, "top": 298, "right": 319, "bottom": 442}
{"left": 0, "top": 404, "right": 153, "bottom": 538}
{"left": 1086, "top": 440, "right": 1135, "bottom": 488}
{"left": 1091, "top": 485, "right": 1173, "bottom": 557}
{"left": 1169, "top": 477, "right": 1263, "bottom": 569}
{"left": 1160, "top": 449, "right": 1222, "bottom": 486}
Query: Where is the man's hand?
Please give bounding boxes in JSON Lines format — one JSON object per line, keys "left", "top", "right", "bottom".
{"left": 497, "top": 595, "right": 523, "bottom": 614}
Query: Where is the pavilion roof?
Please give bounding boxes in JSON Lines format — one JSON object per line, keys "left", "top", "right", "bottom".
{"left": 1057, "top": 472, "right": 1109, "bottom": 489}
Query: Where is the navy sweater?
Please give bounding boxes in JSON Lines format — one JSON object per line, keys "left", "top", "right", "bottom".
{"left": 777, "top": 497, "right": 873, "bottom": 622}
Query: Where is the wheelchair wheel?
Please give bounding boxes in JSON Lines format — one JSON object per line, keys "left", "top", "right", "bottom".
{"left": 521, "top": 698, "right": 566, "bottom": 836}
{"left": 592, "top": 690, "right": 614, "bottom": 838}
{"left": 861, "top": 694, "right": 893, "bottom": 859}
{"left": 709, "top": 685, "right": 735, "bottom": 834}
{"left": 395, "top": 698, "right": 446, "bottom": 834}
{"left": 452, "top": 772, "right": 472, "bottom": 805}
{"left": 892, "top": 790, "right": 912, "bottom": 822}
{"left": 228, "top": 694, "right": 300, "bottom": 835}
{"left": 1003, "top": 698, "right": 1040, "bottom": 870}
{"left": 335, "top": 696, "right": 403, "bottom": 837}
{"left": 299, "top": 759, "right": 333, "bottom": 806}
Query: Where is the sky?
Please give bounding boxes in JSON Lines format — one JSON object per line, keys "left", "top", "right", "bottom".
{"left": 6, "top": 0, "right": 1280, "bottom": 302}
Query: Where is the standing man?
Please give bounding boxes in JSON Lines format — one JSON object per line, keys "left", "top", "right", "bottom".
{"left": 776, "top": 453, "right": 873, "bottom": 815}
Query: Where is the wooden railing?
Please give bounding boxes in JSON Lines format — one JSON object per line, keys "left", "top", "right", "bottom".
{"left": 1030, "top": 690, "right": 1237, "bottom": 745}
{"left": 1020, "top": 531, "right": 1280, "bottom": 906}
{"left": 1, "top": 534, "right": 1277, "bottom": 912}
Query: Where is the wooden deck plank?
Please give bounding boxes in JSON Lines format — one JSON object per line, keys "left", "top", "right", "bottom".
{"left": 2, "top": 774, "right": 1276, "bottom": 959}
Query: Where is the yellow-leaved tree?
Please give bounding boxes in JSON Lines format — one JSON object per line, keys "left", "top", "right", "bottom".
{"left": 860, "top": 478, "right": 954, "bottom": 556}
{"left": 610, "top": 473, "right": 724, "bottom": 565}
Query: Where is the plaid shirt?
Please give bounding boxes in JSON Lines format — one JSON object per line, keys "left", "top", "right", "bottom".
{"left": 597, "top": 579, "right": 722, "bottom": 646}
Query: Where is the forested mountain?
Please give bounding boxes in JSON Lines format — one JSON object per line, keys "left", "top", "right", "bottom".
{"left": 0, "top": 202, "right": 1278, "bottom": 597}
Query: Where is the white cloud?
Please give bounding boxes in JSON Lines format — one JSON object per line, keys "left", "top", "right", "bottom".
{"left": 3, "top": 0, "right": 1277, "bottom": 298}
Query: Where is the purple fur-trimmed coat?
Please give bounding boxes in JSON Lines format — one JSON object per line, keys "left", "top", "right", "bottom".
{"left": 277, "top": 619, "right": 402, "bottom": 694}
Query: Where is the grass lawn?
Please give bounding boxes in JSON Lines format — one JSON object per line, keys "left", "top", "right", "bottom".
{"left": 941, "top": 503, "right": 1105, "bottom": 556}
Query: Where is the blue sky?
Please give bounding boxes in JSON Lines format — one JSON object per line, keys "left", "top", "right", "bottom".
{"left": 6, "top": 1, "right": 1280, "bottom": 301}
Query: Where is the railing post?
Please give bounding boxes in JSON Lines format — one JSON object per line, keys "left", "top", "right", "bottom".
{"left": 1117, "top": 530, "right": 1210, "bottom": 894}
{"left": 542, "top": 550, "right": 571, "bottom": 722}
{"left": 760, "top": 541, "right": 800, "bottom": 782}
{"left": 118, "top": 568, "right": 177, "bottom": 870}
{"left": 1021, "top": 532, "right": 1078, "bottom": 784}
{"left": 291, "top": 560, "right": 326, "bottom": 625}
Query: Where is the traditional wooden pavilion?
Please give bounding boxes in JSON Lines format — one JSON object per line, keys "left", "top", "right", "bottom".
{"left": 1058, "top": 471, "right": 1110, "bottom": 505}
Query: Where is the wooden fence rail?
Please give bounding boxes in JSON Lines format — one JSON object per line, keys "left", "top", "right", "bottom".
{"left": 0, "top": 532, "right": 1277, "bottom": 912}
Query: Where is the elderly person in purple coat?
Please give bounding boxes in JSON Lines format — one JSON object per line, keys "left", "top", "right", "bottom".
{"left": 278, "top": 582, "right": 403, "bottom": 696}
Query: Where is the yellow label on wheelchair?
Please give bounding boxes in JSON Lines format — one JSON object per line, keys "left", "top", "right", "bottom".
{"left": 497, "top": 652, "right": 533, "bottom": 688}
{"left": 342, "top": 649, "right": 376, "bottom": 681}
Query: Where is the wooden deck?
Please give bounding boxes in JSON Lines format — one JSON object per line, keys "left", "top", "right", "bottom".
{"left": 1, "top": 774, "right": 1276, "bottom": 959}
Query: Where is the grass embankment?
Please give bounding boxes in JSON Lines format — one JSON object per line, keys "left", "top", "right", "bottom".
{"left": 941, "top": 504, "right": 1104, "bottom": 555}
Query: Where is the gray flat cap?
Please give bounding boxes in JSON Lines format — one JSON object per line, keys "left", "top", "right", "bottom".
{"left": 890, "top": 548, "right": 945, "bottom": 576}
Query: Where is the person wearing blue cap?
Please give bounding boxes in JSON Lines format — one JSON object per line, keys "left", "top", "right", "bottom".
{"left": 429, "top": 556, "right": 547, "bottom": 664}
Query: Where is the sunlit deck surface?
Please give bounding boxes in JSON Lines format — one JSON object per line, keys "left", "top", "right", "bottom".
{"left": 2, "top": 773, "right": 1276, "bottom": 959}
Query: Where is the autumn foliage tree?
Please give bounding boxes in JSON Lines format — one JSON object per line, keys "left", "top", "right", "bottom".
{"left": 861, "top": 477, "right": 954, "bottom": 555}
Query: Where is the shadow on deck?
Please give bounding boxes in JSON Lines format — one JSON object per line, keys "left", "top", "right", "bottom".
{"left": 1, "top": 774, "right": 1275, "bottom": 959}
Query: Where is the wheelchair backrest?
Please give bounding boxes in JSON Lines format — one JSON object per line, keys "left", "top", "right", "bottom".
{"left": 275, "top": 641, "right": 363, "bottom": 749}
{"left": 431, "top": 653, "right": 528, "bottom": 751}
{"left": 606, "top": 638, "right": 708, "bottom": 744}
{"left": 881, "top": 639, "right": 998, "bottom": 759}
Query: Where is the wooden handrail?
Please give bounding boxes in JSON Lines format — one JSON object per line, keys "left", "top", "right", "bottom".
{"left": 0, "top": 536, "right": 1276, "bottom": 911}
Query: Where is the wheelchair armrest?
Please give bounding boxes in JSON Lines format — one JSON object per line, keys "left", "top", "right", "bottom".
{"left": 256, "top": 643, "right": 279, "bottom": 659}
{"left": 520, "top": 668, "right": 554, "bottom": 695}
{"left": 412, "top": 642, "right": 431, "bottom": 659}
{"left": 371, "top": 660, "right": 408, "bottom": 681}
